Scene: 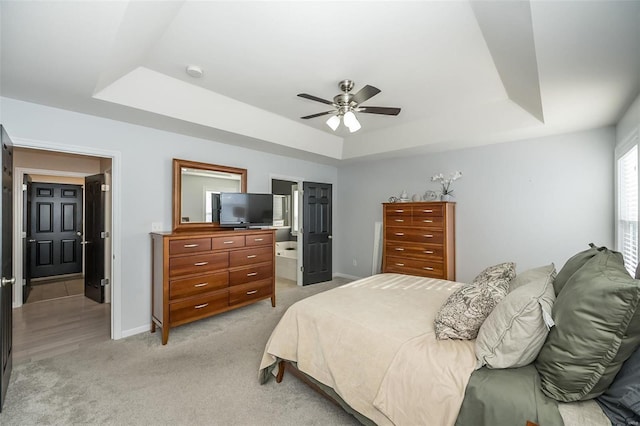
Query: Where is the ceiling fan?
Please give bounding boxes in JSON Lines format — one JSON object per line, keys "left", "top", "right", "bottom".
{"left": 297, "top": 80, "right": 401, "bottom": 133}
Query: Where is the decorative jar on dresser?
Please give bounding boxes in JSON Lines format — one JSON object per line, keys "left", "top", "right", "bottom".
{"left": 382, "top": 202, "right": 455, "bottom": 280}
{"left": 151, "top": 228, "right": 275, "bottom": 344}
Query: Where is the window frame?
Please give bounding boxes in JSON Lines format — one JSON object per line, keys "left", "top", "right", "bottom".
{"left": 615, "top": 129, "right": 639, "bottom": 275}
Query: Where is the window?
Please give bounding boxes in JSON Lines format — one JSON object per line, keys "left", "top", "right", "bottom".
{"left": 617, "top": 137, "right": 639, "bottom": 276}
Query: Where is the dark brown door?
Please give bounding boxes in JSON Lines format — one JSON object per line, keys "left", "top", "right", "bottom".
{"left": 0, "top": 126, "right": 14, "bottom": 412}
{"left": 29, "top": 183, "right": 83, "bottom": 278}
{"left": 22, "top": 175, "right": 32, "bottom": 303}
{"left": 302, "top": 182, "right": 332, "bottom": 285}
{"left": 84, "top": 174, "right": 105, "bottom": 303}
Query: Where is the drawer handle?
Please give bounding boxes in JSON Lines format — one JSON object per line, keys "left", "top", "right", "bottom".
{"left": 183, "top": 243, "right": 199, "bottom": 248}
{"left": 395, "top": 232, "right": 405, "bottom": 236}
{"left": 424, "top": 234, "right": 434, "bottom": 238}
{"left": 247, "top": 255, "right": 257, "bottom": 259}
{"left": 194, "top": 262, "right": 209, "bottom": 266}
{"left": 425, "top": 250, "right": 434, "bottom": 254}
{"left": 223, "top": 241, "right": 235, "bottom": 244}
{"left": 423, "top": 209, "right": 433, "bottom": 213}
{"left": 194, "top": 283, "right": 208, "bottom": 288}
{"left": 395, "top": 263, "right": 405, "bottom": 267}
{"left": 254, "top": 238, "right": 264, "bottom": 242}
{"left": 246, "top": 290, "right": 258, "bottom": 295}
{"left": 194, "top": 303, "right": 209, "bottom": 309}
{"left": 394, "top": 248, "right": 404, "bottom": 251}
{"left": 394, "top": 219, "right": 404, "bottom": 222}
{"left": 247, "top": 272, "right": 258, "bottom": 277}
{"left": 423, "top": 267, "right": 434, "bottom": 271}
{"left": 423, "top": 219, "right": 433, "bottom": 223}
{"left": 394, "top": 209, "right": 404, "bottom": 213}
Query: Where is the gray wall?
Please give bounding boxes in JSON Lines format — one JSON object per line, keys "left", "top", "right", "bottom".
{"left": 335, "top": 127, "right": 615, "bottom": 282}
{"left": 1, "top": 97, "right": 338, "bottom": 336}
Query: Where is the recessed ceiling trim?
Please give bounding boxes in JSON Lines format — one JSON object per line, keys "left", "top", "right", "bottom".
{"left": 93, "top": 67, "right": 344, "bottom": 159}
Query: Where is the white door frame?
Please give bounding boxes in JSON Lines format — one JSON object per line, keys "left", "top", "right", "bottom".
{"left": 11, "top": 137, "right": 122, "bottom": 340}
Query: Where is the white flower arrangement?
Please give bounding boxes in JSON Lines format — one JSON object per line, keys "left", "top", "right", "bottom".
{"left": 431, "top": 171, "right": 463, "bottom": 196}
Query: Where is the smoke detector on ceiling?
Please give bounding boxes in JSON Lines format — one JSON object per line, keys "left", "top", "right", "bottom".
{"left": 185, "top": 65, "right": 203, "bottom": 78}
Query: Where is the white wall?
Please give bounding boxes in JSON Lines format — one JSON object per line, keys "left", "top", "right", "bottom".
{"left": 617, "top": 93, "right": 640, "bottom": 144}
{"left": 336, "top": 127, "right": 615, "bottom": 282}
{"left": 1, "top": 97, "right": 338, "bottom": 336}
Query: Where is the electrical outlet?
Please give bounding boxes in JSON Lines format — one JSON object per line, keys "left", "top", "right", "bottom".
{"left": 151, "top": 222, "right": 163, "bottom": 232}
{"left": 352, "top": 258, "right": 357, "bottom": 267}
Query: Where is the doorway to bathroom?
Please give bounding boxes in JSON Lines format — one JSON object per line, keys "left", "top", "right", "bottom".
{"left": 272, "top": 178, "right": 299, "bottom": 286}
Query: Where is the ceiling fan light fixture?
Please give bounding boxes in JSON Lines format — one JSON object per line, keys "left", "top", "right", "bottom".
{"left": 326, "top": 115, "right": 340, "bottom": 131}
{"left": 344, "top": 111, "right": 361, "bottom": 132}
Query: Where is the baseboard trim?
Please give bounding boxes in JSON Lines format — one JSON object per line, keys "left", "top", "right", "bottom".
{"left": 120, "top": 324, "right": 150, "bottom": 339}
{"left": 333, "top": 272, "right": 363, "bottom": 281}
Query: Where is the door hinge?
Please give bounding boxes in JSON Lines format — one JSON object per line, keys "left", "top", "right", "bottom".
{"left": 300, "top": 266, "right": 304, "bottom": 272}
{"left": 100, "top": 278, "right": 110, "bottom": 287}
{"left": 101, "top": 184, "right": 110, "bottom": 192}
{"left": 100, "top": 231, "right": 110, "bottom": 238}
{"left": 22, "top": 184, "right": 27, "bottom": 191}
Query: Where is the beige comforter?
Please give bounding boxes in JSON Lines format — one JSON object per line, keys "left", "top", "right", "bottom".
{"left": 259, "top": 273, "right": 477, "bottom": 426}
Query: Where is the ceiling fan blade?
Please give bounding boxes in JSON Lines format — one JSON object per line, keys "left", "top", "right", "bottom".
{"left": 297, "top": 93, "right": 335, "bottom": 106}
{"left": 300, "top": 111, "right": 336, "bottom": 119}
{"left": 358, "top": 106, "right": 401, "bottom": 116}
{"left": 351, "top": 85, "right": 381, "bottom": 105}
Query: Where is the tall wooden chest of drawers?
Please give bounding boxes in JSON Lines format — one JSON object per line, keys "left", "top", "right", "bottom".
{"left": 151, "top": 229, "right": 275, "bottom": 344}
{"left": 382, "top": 202, "right": 455, "bottom": 280}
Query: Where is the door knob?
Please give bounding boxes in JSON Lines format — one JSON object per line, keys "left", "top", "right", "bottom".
{"left": 1, "top": 277, "right": 15, "bottom": 287}
{"left": 328, "top": 235, "right": 332, "bottom": 239}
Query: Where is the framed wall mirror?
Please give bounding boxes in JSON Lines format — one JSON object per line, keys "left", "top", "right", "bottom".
{"left": 172, "top": 158, "right": 247, "bottom": 232}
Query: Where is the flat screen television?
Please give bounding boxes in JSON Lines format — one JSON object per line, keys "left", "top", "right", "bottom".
{"left": 219, "top": 192, "right": 274, "bottom": 228}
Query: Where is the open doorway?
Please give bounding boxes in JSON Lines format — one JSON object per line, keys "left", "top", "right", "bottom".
{"left": 11, "top": 148, "right": 114, "bottom": 362}
{"left": 272, "top": 178, "right": 300, "bottom": 287}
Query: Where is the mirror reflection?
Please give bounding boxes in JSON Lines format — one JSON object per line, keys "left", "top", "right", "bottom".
{"left": 180, "top": 167, "right": 243, "bottom": 223}
{"left": 173, "top": 158, "right": 247, "bottom": 232}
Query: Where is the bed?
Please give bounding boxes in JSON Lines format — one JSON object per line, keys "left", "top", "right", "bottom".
{"left": 259, "top": 248, "right": 640, "bottom": 426}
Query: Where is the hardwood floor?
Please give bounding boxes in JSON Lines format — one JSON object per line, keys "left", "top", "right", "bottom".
{"left": 13, "top": 295, "right": 110, "bottom": 364}
{"left": 27, "top": 277, "right": 84, "bottom": 303}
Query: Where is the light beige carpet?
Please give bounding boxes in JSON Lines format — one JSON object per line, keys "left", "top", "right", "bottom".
{"left": 1, "top": 278, "right": 361, "bottom": 425}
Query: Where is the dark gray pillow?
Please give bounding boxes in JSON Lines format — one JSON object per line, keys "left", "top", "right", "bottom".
{"left": 597, "top": 345, "right": 640, "bottom": 425}
{"left": 535, "top": 249, "right": 640, "bottom": 402}
{"left": 554, "top": 243, "right": 606, "bottom": 296}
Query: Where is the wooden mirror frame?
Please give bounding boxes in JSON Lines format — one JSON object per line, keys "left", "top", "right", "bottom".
{"left": 172, "top": 158, "right": 247, "bottom": 232}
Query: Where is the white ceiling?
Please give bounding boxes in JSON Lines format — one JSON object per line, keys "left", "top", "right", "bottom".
{"left": 1, "top": 1, "right": 639, "bottom": 165}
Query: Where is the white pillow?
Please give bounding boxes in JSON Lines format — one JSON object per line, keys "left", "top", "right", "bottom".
{"left": 475, "top": 264, "right": 556, "bottom": 369}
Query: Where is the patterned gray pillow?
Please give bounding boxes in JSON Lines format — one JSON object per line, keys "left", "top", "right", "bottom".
{"left": 435, "top": 262, "right": 516, "bottom": 340}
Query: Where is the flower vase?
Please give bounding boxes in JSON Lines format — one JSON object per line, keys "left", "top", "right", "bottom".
{"left": 441, "top": 194, "right": 453, "bottom": 202}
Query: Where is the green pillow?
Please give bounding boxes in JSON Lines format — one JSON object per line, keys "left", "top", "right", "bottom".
{"left": 535, "top": 249, "right": 640, "bottom": 402}
{"left": 554, "top": 243, "right": 605, "bottom": 296}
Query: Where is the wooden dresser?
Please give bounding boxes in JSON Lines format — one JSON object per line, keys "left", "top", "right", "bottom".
{"left": 150, "top": 228, "right": 275, "bottom": 344}
{"left": 382, "top": 202, "right": 455, "bottom": 280}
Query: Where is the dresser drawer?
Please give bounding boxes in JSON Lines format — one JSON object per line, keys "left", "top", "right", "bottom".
{"left": 212, "top": 235, "right": 245, "bottom": 250}
{"left": 245, "top": 233, "right": 273, "bottom": 247}
{"left": 384, "top": 256, "right": 445, "bottom": 278}
{"left": 229, "top": 263, "right": 273, "bottom": 286}
{"left": 169, "top": 272, "right": 229, "bottom": 300}
{"left": 411, "top": 215, "right": 444, "bottom": 228}
{"left": 169, "top": 252, "right": 229, "bottom": 278}
{"left": 385, "top": 228, "right": 444, "bottom": 244}
{"left": 385, "top": 205, "right": 412, "bottom": 217}
{"left": 386, "top": 215, "right": 411, "bottom": 227}
{"left": 229, "top": 279, "right": 272, "bottom": 306}
{"left": 229, "top": 246, "right": 273, "bottom": 267}
{"left": 169, "top": 238, "right": 211, "bottom": 255}
{"left": 385, "top": 242, "right": 444, "bottom": 261}
{"left": 169, "top": 289, "right": 229, "bottom": 325}
{"left": 412, "top": 204, "right": 444, "bottom": 217}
